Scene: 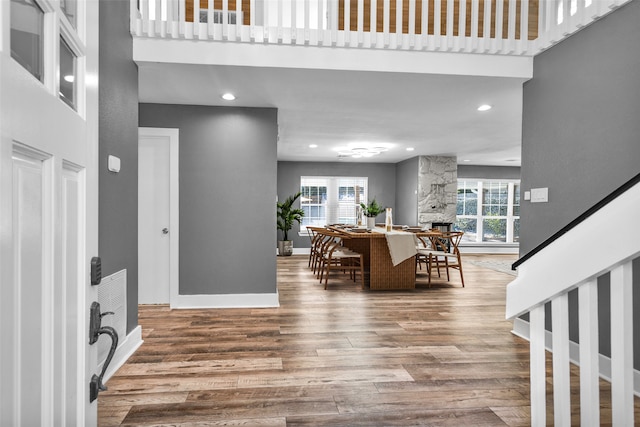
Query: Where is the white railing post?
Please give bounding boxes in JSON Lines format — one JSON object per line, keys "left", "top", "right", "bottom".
{"left": 456, "top": 0, "right": 466, "bottom": 52}
{"left": 578, "top": 279, "right": 600, "bottom": 424}
{"left": 420, "top": 0, "right": 429, "bottom": 49}
{"left": 551, "top": 293, "right": 571, "bottom": 426}
{"left": 610, "top": 261, "right": 634, "bottom": 426}
{"left": 530, "top": 305, "right": 546, "bottom": 427}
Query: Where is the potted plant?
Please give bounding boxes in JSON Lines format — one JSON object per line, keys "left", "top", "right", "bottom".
{"left": 277, "top": 192, "right": 305, "bottom": 256}
{"left": 360, "top": 198, "right": 385, "bottom": 229}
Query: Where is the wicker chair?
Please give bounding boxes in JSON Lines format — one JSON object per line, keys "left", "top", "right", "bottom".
{"left": 417, "top": 231, "right": 465, "bottom": 287}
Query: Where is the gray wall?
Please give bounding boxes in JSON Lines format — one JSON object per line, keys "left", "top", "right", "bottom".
{"left": 520, "top": 0, "right": 640, "bottom": 367}
{"left": 458, "top": 165, "right": 520, "bottom": 180}
{"left": 395, "top": 157, "right": 419, "bottom": 226}
{"left": 277, "top": 161, "right": 396, "bottom": 248}
{"left": 99, "top": 0, "right": 139, "bottom": 333}
{"left": 520, "top": 0, "right": 640, "bottom": 255}
{"left": 140, "top": 104, "right": 278, "bottom": 295}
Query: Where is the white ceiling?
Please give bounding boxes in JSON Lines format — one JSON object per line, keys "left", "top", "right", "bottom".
{"left": 138, "top": 61, "right": 527, "bottom": 166}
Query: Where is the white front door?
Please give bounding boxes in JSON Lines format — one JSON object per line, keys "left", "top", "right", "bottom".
{"left": 0, "top": 1, "right": 99, "bottom": 425}
{"left": 138, "top": 127, "right": 180, "bottom": 306}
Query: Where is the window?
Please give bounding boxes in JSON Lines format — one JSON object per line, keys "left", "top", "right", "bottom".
{"left": 60, "top": 0, "right": 77, "bottom": 28}
{"left": 59, "top": 37, "right": 77, "bottom": 110}
{"left": 300, "top": 177, "right": 367, "bottom": 231}
{"left": 454, "top": 179, "right": 520, "bottom": 244}
{"left": 10, "top": 0, "right": 45, "bottom": 82}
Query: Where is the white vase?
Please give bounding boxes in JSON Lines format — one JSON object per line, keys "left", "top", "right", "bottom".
{"left": 366, "top": 217, "right": 376, "bottom": 229}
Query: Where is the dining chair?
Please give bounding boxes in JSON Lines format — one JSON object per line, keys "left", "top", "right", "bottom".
{"left": 417, "top": 231, "right": 465, "bottom": 287}
{"left": 306, "top": 227, "right": 325, "bottom": 269}
{"left": 319, "top": 238, "right": 365, "bottom": 290}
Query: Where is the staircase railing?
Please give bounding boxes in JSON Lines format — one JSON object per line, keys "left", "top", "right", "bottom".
{"left": 130, "top": 0, "right": 631, "bottom": 56}
{"left": 506, "top": 171, "right": 640, "bottom": 425}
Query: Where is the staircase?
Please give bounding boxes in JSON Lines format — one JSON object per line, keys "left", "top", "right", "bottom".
{"left": 506, "top": 172, "right": 640, "bottom": 425}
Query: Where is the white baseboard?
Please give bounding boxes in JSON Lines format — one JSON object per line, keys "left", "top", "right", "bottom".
{"left": 102, "top": 325, "right": 143, "bottom": 383}
{"left": 512, "top": 318, "right": 640, "bottom": 396}
{"left": 172, "top": 292, "right": 280, "bottom": 308}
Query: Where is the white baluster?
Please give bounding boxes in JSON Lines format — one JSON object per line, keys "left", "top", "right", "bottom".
{"left": 518, "top": 0, "right": 529, "bottom": 54}
{"left": 383, "top": 0, "right": 390, "bottom": 46}
{"left": 530, "top": 304, "right": 546, "bottom": 427}
{"left": 468, "top": 0, "right": 478, "bottom": 52}
{"left": 455, "top": 0, "right": 466, "bottom": 52}
{"left": 479, "top": 0, "right": 491, "bottom": 52}
{"left": 505, "top": 0, "right": 516, "bottom": 53}
{"left": 408, "top": 0, "right": 415, "bottom": 47}
{"left": 357, "top": 0, "right": 364, "bottom": 46}
{"left": 371, "top": 0, "right": 379, "bottom": 47}
{"left": 419, "top": 0, "right": 428, "bottom": 49}
{"left": 179, "top": 0, "right": 186, "bottom": 36}
{"left": 141, "top": 0, "right": 150, "bottom": 35}
{"left": 444, "top": 0, "right": 453, "bottom": 50}
{"left": 493, "top": 0, "right": 503, "bottom": 53}
{"left": 551, "top": 293, "right": 571, "bottom": 426}
{"left": 396, "top": 0, "right": 403, "bottom": 49}
{"left": 344, "top": 0, "right": 351, "bottom": 45}
{"left": 610, "top": 261, "right": 634, "bottom": 426}
{"left": 433, "top": 0, "right": 441, "bottom": 49}
{"left": 578, "top": 279, "right": 600, "bottom": 424}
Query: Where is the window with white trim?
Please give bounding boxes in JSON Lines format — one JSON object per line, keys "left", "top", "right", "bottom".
{"left": 300, "top": 176, "right": 367, "bottom": 231}
{"left": 455, "top": 179, "right": 520, "bottom": 244}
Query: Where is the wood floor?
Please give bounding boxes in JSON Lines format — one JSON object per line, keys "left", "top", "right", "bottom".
{"left": 98, "top": 254, "right": 635, "bottom": 426}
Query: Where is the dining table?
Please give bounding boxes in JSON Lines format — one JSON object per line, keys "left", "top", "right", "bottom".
{"left": 328, "top": 226, "right": 442, "bottom": 290}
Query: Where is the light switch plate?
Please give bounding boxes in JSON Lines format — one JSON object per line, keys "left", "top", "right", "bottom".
{"left": 530, "top": 187, "right": 549, "bottom": 203}
{"left": 108, "top": 155, "right": 121, "bottom": 173}
{"left": 524, "top": 191, "right": 531, "bottom": 201}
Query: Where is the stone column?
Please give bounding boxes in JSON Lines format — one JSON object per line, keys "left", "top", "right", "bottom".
{"left": 418, "top": 156, "right": 457, "bottom": 227}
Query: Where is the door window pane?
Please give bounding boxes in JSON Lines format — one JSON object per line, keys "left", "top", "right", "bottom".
{"left": 10, "top": 0, "right": 45, "bottom": 82}
{"left": 59, "top": 37, "right": 77, "bottom": 110}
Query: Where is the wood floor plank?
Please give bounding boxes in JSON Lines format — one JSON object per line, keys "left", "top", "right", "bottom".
{"left": 98, "top": 254, "right": 640, "bottom": 426}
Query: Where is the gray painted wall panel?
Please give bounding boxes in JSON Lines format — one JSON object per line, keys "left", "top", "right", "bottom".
{"left": 395, "top": 157, "right": 419, "bottom": 226}
{"left": 277, "top": 161, "right": 396, "bottom": 248}
{"left": 520, "top": 0, "right": 640, "bottom": 255}
{"left": 140, "top": 104, "right": 278, "bottom": 295}
{"left": 99, "top": 0, "right": 139, "bottom": 333}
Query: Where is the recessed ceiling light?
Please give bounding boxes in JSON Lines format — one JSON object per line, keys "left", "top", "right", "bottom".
{"left": 221, "top": 93, "right": 236, "bottom": 101}
{"left": 406, "top": 147, "right": 415, "bottom": 151}
{"left": 309, "top": 144, "right": 318, "bottom": 148}
{"left": 477, "top": 104, "right": 492, "bottom": 111}
{"left": 63, "top": 75, "right": 74, "bottom": 83}
{"left": 462, "top": 159, "right": 472, "bottom": 162}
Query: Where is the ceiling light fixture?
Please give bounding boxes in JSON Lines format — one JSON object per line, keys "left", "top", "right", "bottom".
{"left": 406, "top": 147, "right": 415, "bottom": 151}
{"left": 477, "top": 104, "right": 492, "bottom": 111}
{"left": 221, "top": 93, "right": 236, "bottom": 101}
{"left": 335, "top": 144, "right": 391, "bottom": 159}
{"left": 63, "top": 75, "right": 74, "bottom": 83}
{"left": 309, "top": 144, "right": 318, "bottom": 148}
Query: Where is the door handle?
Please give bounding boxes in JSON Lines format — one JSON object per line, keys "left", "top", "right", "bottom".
{"left": 162, "top": 228, "right": 169, "bottom": 234}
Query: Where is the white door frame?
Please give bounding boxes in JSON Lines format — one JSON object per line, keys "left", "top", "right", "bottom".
{"left": 138, "top": 127, "right": 180, "bottom": 307}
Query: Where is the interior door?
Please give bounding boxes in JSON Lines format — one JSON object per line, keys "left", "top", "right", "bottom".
{"left": 0, "top": 1, "right": 99, "bottom": 425}
{"left": 138, "top": 127, "right": 179, "bottom": 306}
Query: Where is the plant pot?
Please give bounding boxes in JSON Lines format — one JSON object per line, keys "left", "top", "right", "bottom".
{"left": 278, "top": 240, "right": 293, "bottom": 256}
{"left": 366, "top": 217, "right": 376, "bottom": 229}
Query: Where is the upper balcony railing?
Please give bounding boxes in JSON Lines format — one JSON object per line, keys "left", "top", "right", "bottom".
{"left": 131, "top": 0, "right": 631, "bottom": 56}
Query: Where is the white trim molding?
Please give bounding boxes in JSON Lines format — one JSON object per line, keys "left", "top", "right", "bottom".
{"left": 172, "top": 292, "right": 280, "bottom": 309}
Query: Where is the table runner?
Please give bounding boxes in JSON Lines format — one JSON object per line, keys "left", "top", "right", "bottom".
{"left": 373, "top": 228, "right": 418, "bottom": 266}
